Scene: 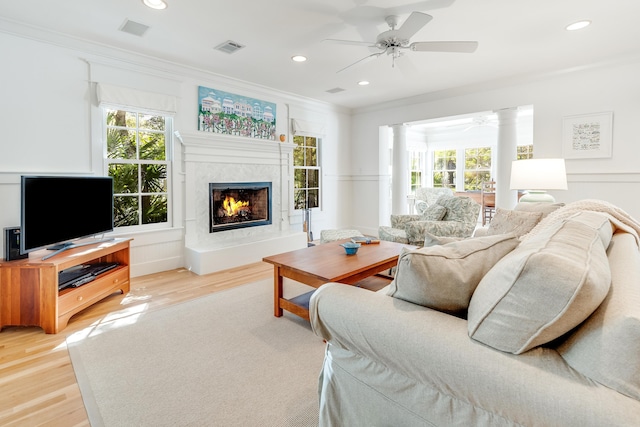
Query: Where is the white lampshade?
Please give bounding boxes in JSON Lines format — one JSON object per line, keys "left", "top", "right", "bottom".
{"left": 510, "top": 158, "right": 567, "bottom": 203}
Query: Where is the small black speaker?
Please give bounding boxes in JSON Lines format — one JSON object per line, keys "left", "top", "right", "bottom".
{"left": 4, "top": 227, "right": 28, "bottom": 261}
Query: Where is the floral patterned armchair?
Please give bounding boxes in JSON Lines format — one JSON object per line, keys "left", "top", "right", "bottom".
{"left": 413, "top": 187, "right": 454, "bottom": 214}
{"left": 379, "top": 196, "right": 481, "bottom": 246}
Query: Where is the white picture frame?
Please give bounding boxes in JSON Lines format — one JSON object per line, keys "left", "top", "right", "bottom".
{"left": 562, "top": 111, "right": 613, "bottom": 159}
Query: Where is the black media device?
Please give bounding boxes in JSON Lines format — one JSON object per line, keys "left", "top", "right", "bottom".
{"left": 20, "top": 176, "right": 114, "bottom": 260}
{"left": 4, "top": 227, "right": 28, "bottom": 261}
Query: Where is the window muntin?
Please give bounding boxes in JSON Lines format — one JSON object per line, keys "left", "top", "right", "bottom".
{"left": 105, "top": 108, "right": 170, "bottom": 228}
{"left": 293, "top": 135, "right": 321, "bottom": 210}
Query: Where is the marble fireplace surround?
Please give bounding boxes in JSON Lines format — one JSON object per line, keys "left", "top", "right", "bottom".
{"left": 181, "top": 133, "right": 307, "bottom": 274}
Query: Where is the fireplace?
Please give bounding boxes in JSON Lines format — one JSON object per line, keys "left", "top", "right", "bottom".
{"left": 209, "top": 182, "right": 272, "bottom": 232}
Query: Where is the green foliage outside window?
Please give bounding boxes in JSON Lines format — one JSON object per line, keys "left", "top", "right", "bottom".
{"left": 293, "top": 135, "right": 320, "bottom": 210}
{"left": 517, "top": 144, "right": 534, "bottom": 159}
{"left": 106, "top": 109, "right": 169, "bottom": 227}
{"left": 464, "top": 147, "right": 491, "bottom": 191}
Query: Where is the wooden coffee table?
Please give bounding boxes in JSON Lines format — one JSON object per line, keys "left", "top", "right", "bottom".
{"left": 263, "top": 240, "right": 416, "bottom": 320}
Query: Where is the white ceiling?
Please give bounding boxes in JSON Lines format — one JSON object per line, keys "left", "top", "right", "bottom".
{"left": 2, "top": 0, "right": 640, "bottom": 109}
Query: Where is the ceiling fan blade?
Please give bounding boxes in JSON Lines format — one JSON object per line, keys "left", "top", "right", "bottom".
{"left": 337, "top": 52, "right": 384, "bottom": 73}
{"left": 410, "top": 41, "right": 478, "bottom": 53}
{"left": 323, "top": 38, "right": 376, "bottom": 47}
{"left": 387, "top": 0, "right": 456, "bottom": 15}
{"left": 396, "top": 12, "right": 433, "bottom": 39}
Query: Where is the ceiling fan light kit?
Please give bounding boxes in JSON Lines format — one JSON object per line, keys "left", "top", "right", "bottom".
{"left": 327, "top": 11, "right": 479, "bottom": 73}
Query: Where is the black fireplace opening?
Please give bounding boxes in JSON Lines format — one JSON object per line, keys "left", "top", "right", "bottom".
{"left": 209, "top": 182, "right": 272, "bottom": 233}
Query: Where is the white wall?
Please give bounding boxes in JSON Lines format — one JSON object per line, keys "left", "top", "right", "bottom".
{"left": 0, "top": 24, "right": 351, "bottom": 273}
{"left": 349, "top": 57, "right": 640, "bottom": 233}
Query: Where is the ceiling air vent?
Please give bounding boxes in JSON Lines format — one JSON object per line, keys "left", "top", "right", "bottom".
{"left": 215, "top": 40, "right": 245, "bottom": 54}
{"left": 326, "top": 87, "right": 346, "bottom": 94}
{"left": 119, "top": 19, "right": 150, "bottom": 37}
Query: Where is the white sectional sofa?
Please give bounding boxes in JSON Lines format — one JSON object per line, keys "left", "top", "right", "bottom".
{"left": 310, "top": 200, "right": 640, "bottom": 426}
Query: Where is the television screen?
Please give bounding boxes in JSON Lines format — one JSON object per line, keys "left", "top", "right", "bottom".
{"left": 20, "top": 176, "right": 114, "bottom": 254}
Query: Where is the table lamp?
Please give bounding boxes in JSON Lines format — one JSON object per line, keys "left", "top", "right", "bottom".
{"left": 510, "top": 158, "right": 567, "bottom": 203}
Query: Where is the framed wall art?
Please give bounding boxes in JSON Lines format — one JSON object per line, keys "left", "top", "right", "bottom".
{"left": 197, "top": 85, "right": 276, "bottom": 140}
{"left": 562, "top": 111, "right": 613, "bottom": 159}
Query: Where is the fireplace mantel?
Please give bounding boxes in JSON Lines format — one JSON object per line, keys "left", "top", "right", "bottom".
{"left": 180, "top": 132, "right": 306, "bottom": 274}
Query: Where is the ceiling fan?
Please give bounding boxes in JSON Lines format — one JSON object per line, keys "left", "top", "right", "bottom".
{"left": 325, "top": 11, "right": 478, "bottom": 73}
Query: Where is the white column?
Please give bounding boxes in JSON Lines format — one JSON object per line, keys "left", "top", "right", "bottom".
{"left": 391, "top": 124, "right": 409, "bottom": 215}
{"left": 495, "top": 108, "right": 519, "bottom": 209}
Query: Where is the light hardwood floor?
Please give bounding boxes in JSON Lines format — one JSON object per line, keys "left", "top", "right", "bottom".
{"left": 0, "top": 262, "right": 273, "bottom": 426}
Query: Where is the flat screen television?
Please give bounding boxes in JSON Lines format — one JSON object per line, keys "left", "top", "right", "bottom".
{"left": 20, "top": 175, "right": 114, "bottom": 259}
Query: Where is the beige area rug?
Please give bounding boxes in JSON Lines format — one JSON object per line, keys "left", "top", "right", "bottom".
{"left": 67, "top": 279, "right": 326, "bottom": 427}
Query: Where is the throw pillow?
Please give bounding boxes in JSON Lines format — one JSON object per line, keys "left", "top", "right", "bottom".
{"left": 557, "top": 231, "right": 640, "bottom": 401}
{"left": 436, "top": 196, "right": 470, "bottom": 222}
{"left": 467, "top": 215, "right": 612, "bottom": 354}
{"left": 486, "top": 208, "right": 543, "bottom": 237}
{"left": 387, "top": 233, "right": 519, "bottom": 313}
{"left": 420, "top": 204, "right": 447, "bottom": 221}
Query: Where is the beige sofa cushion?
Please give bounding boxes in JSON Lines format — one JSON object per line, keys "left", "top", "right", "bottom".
{"left": 557, "top": 231, "right": 640, "bottom": 400}
{"left": 388, "top": 233, "right": 519, "bottom": 313}
{"left": 468, "top": 212, "right": 613, "bottom": 354}
{"left": 486, "top": 208, "right": 542, "bottom": 237}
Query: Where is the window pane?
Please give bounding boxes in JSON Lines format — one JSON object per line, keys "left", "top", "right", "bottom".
{"left": 141, "top": 164, "right": 167, "bottom": 192}
{"left": 294, "top": 169, "right": 306, "bottom": 188}
{"left": 444, "top": 171, "right": 456, "bottom": 188}
{"left": 305, "top": 147, "right": 317, "bottom": 166}
{"left": 308, "top": 169, "right": 319, "bottom": 188}
{"left": 142, "top": 195, "right": 168, "bottom": 224}
{"left": 293, "top": 147, "right": 305, "bottom": 166}
{"left": 109, "top": 164, "right": 138, "bottom": 193}
{"left": 139, "top": 114, "right": 165, "bottom": 131}
{"left": 114, "top": 195, "right": 139, "bottom": 227}
{"left": 139, "top": 131, "right": 166, "bottom": 160}
{"left": 293, "top": 135, "right": 304, "bottom": 146}
{"left": 107, "top": 128, "right": 136, "bottom": 159}
{"left": 307, "top": 189, "right": 319, "bottom": 208}
{"left": 294, "top": 190, "right": 306, "bottom": 210}
{"left": 411, "top": 171, "right": 421, "bottom": 189}
{"left": 433, "top": 171, "right": 444, "bottom": 188}
{"left": 306, "top": 137, "right": 317, "bottom": 148}
{"left": 464, "top": 171, "right": 491, "bottom": 191}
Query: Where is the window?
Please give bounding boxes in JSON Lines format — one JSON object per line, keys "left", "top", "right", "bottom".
{"left": 409, "top": 151, "right": 424, "bottom": 194}
{"left": 105, "top": 108, "right": 171, "bottom": 228}
{"left": 464, "top": 147, "right": 492, "bottom": 191}
{"left": 293, "top": 135, "right": 320, "bottom": 210}
{"left": 432, "top": 149, "right": 457, "bottom": 189}
{"left": 517, "top": 144, "right": 534, "bottom": 159}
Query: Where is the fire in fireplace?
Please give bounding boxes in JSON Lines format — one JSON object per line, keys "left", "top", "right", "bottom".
{"left": 209, "top": 182, "right": 272, "bottom": 232}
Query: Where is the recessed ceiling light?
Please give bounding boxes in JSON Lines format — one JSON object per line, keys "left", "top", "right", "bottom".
{"left": 358, "top": 80, "right": 370, "bottom": 86}
{"left": 142, "top": 0, "right": 167, "bottom": 10}
{"left": 291, "top": 55, "right": 307, "bottom": 62}
{"left": 566, "top": 20, "right": 591, "bottom": 31}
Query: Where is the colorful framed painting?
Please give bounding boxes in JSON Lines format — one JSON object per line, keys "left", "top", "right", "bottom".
{"left": 197, "top": 86, "right": 276, "bottom": 140}
{"left": 562, "top": 111, "right": 613, "bottom": 159}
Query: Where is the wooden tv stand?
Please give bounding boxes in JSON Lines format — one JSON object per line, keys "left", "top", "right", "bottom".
{"left": 0, "top": 238, "right": 131, "bottom": 334}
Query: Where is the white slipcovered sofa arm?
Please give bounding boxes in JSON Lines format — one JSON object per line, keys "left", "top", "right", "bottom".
{"left": 309, "top": 282, "right": 640, "bottom": 426}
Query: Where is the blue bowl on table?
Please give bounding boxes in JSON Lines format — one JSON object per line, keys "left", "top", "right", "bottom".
{"left": 340, "top": 242, "right": 361, "bottom": 255}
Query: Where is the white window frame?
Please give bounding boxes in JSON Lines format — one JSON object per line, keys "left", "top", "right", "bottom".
{"left": 292, "top": 134, "right": 322, "bottom": 211}
{"left": 103, "top": 106, "right": 173, "bottom": 231}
